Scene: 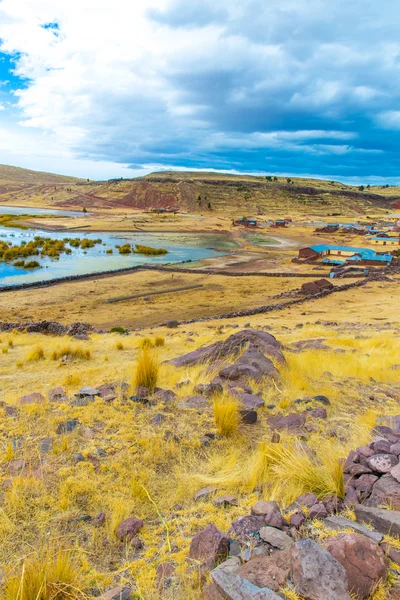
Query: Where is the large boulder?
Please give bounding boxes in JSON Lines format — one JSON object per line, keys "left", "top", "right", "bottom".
{"left": 354, "top": 504, "right": 400, "bottom": 536}
{"left": 167, "top": 329, "right": 285, "bottom": 368}
{"left": 323, "top": 533, "right": 387, "bottom": 599}
{"left": 189, "top": 524, "right": 230, "bottom": 569}
{"left": 236, "top": 550, "right": 292, "bottom": 592}
{"left": 18, "top": 392, "right": 45, "bottom": 406}
{"left": 219, "top": 348, "right": 280, "bottom": 383}
{"left": 291, "top": 538, "right": 351, "bottom": 600}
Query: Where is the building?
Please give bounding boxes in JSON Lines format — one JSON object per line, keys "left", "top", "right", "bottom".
{"left": 271, "top": 219, "right": 288, "bottom": 228}
{"left": 232, "top": 216, "right": 258, "bottom": 227}
{"left": 298, "top": 244, "right": 393, "bottom": 266}
{"left": 369, "top": 236, "right": 400, "bottom": 246}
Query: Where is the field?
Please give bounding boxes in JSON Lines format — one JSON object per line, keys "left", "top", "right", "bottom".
{"left": 0, "top": 165, "right": 400, "bottom": 600}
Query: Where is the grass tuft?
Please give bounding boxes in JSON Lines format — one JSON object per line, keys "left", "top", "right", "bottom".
{"left": 134, "top": 348, "right": 159, "bottom": 393}
{"left": 51, "top": 345, "right": 91, "bottom": 361}
{"left": 213, "top": 395, "right": 239, "bottom": 437}
{"left": 26, "top": 345, "right": 45, "bottom": 362}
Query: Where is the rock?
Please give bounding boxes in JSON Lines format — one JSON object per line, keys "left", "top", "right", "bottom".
{"left": 214, "top": 557, "right": 241, "bottom": 574}
{"left": 322, "top": 495, "right": 343, "bottom": 515}
{"left": 97, "top": 587, "right": 132, "bottom": 600}
{"left": 166, "top": 320, "right": 179, "bottom": 328}
{"left": 78, "top": 385, "right": 100, "bottom": 397}
{"left": 371, "top": 439, "right": 392, "bottom": 454}
{"left": 194, "top": 383, "right": 223, "bottom": 398}
{"left": 313, "top": 395, "right": 330, "bottom": 405}
{"left": 48, "top": 387, "right": 68, "bottom": 403}
{"left": 56, "top": 419, "right": 79, "bottom": 434}
{"left": 356, "top": 446, "right": 375, "bottom": 458}
{"left": 236, "top": 550, "right": 292, "bottom": 592}
{"left": 344, "top": 486, "right": 359, "bottom": 506}
{"left": 92, "top": 512, "right": 106, "bottom": 526}
{"left": 210, "top": 570, "right": 283, "bottom": 600}
{"left": 17, "top": 392, "right": 45, "bottom": 406}
{"left": 130, "top": 537, "right": 144, "bottom": 550}
{"left": 367, "top": 473, "right": 400, "bottom": 509}
{"left": 323, "top": 533, "right": 387, "bottom": 599}
{"left": 287, "top": 493, "right": 318, "bottom": 511}
{"left": 366, "top": 453, "right": 398, "bottom": 473}
{"left": 229, "top": 516, "right": 265, "bottom": 542}
{"left": 290, "top": 511, "right": 306, "bottom": 528}
{"left": 219, "top": 348, "right": 280, "bottom": 383}
{"left": 324, "top": 516, "right": 383, "bottom": 543}
{"left": 153, "top": 389, "right": 176, "bottom": 403}
{"left": 308, "top": 408, "right": 327, "bottom": 419}
{"left": 179, "top": 395, "right": 209, "bottom": 410}
{"left": 231, "top": 391, "right": 265, "bottom": 410}
{"left": 156, "top": 561, "right": 175, "bottom": 584}
{"left": 309, "top": 503, "right": 328, "bottom": 519}
{"left": 251, "top": 500, "right": 280, "bottom": 517}
{"left": 168, "top": 329, "right": 285, "bottom": 368}
{"left": 200, "top": 583, "right": 225, "bottom": 600}
{"left": 116, "top": 516, "right": 143, "bottom": 541}
{"left": 152, "top": 413, "right": 165, "bottom": 425}
{"left": 72, "top": 453, "right": 85, "bottom": 463}
{"left": 391, "top": 462, "right": 400, "bottom": 483}
{"left": 214, "top": 495, "right": 239, "bottom": 507}
{"left": 239, "top": 409, "right": 257, "bottom": 424}
{"left": 289, "top": 339, "right": 330, "bottom": 352}
{"left": 39, "top": 437, "right": 53, "bottom": 454}
{"left": 354, "top": 504, "right": 400, "bottom": 536}
{"left": 346, "top": 463, "right": 372, "bottom": 476}
{"left": 239, "top": 547, "right": 269, "bottom": 563}
{"left": 7, "top": 459, "right": 25, "bottom": 474}
{"left": 189, "top": 524, "right": 230, "bottom": 569}
{"left": 259, "top": 527, "right": 293, "bottom": 550}
{"left": 380, "top": 542, "right": 400, "bottom": 566}
{"left": 5, "top": 405, "right": 18, "bottom": 417}
{"left": 352, "top": 474, "right": 379, "bottom": 495}
{"left": 194, "top": 486, "right": 218, "bottom": 501}
{"left": 136, "top": 386, "right": 149, "bottom": 399}
{"left": 390, "top": 442, "right": 400, "bottom": 456}
{"left": 268, "top": 413, "right": 307, "bottom": 431}
{"left": 291, "top": 538, "right": 351, "bottom": 600}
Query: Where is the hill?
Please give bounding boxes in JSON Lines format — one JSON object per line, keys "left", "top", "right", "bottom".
{"left": 0, "top": 164, "right": 81, "bottom": 186}
{"left": 1, "top": 165, "right": 400, "bottom": 215}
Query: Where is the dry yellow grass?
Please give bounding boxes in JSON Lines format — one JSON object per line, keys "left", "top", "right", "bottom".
{"left": 213, "top": 395, "right": 239, "bottom": 437}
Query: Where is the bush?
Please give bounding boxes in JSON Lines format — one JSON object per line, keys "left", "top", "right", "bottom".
{"left": 154, "top": 336, "right": 165, "bottom": 347}
{"left": 115, "top": 341, "right": 124, "bottom": 350}
{"left": 24, "top": 261, "right": 41, "bottom": 269}
{"left": 213, "top": 395, "right": 239, "bottom": 437}
{"left": 133, "top": 348, "right": 159, "bottom": 393}
{"left": 110, "top": 326, "right": 127, "bottom": 334}
{"left": 118, "top": 244, "right": 131, "bottom": 254}
{"left": 134, "top": 244, "right": 168, "bottom": 256}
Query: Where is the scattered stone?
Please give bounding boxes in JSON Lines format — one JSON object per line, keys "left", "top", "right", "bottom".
{"left": 391, "top": 463, "right": 400, "bottom": 483}
{"left": 390, "top": 442, "right": 400, "bottom": 456}
{"left": 153, "top": 389, "right": 176, "bottom": 403}
{"left": 324, "top": 516, "right": 383, "bottom": 543}
{"left": 259, "top": 527, "right": 293, "bottom": 550}
{"left": 287, "top": 493, "right": 318, "bottom": 511}
{"left": 194, "top": 486, "right": 218, "bottom": 501}
{"left": 354, "top": 504, "right": 400, "bottom": 536}
{"left": 72, "top": 453, "right": 85, "bottom": 463}
{"left": 309, "top": 503, "right": 328, "bottom": 519}
{"left": 236, "top": 550, "right": 292, "bottom": 592}
{"left": 290, "top": 511, "right": 306, "bottom": 528}
{"left": 179, "top": 395, "right": 209, "bottom": 410}
{"left": 214, "top": 495, "right": 239, "bottom": 508}
{"left": 356, "top": 445, "right": 375, "bottom": 458}
{"left": 92, "top": 512, "right": 106, "bottom": 526}
{"left": 48, "top": 387, "right": 68, "bottom": 403}
{"left": 323, "top": 533, "right": 387, "bottom": 600}
{"left": 189, "top": 524, "right": 230, "bottom": 569}
{"left": 367, "top": 474, "right": 400, "bottom": 509}
{"left": 39, "top": 437, "right": 53, "bottom": 454}
{"left": 313, "top": 395, "right": 330, "bottom": 406}
{"left": 56, "top": 419, "right": 79, "bottom": 434}
{"left": 166, "top": 320, "right": 179, "bottom": 328}
{"left": 97, "top": 587, "right": 132, "bottom": 600}
{"left": 371, "top": 439, "right": 392, "bottom": 454}
{"left": 219, "top": 348, "right": 280, "bottom": 383}
{"left": 152, "top": 414, "right": 165, "bottom": 425}
{"left": 380, "top": 542, "right": 400, "bottom": 566}
{"left": 214, "top": 557, "right": 241, "bottom": 574}
{"left": 251, "top": 500, "right": 280, "bottom": 517}
{"left": 18, "top": 392, "right": 45, "bottom": 406}
{"left": 116, "top": 516, "right": 143, "bottom": 541}
{"left": 308, "top": 408, "right": 327, "bottom": 419}
{"left": 291, "top": 538, "right": 351, "bottom": 600}
{"left": 156, "top": 562, "right": 175, "bottom": 584}
{"left": 130, "top": 537, "right": 144, "bottom": 550}
{"left": 239, "top": 409, "right": 257, "bottom": 424}
{"left": 231, "top": 391, "right": 265, "bottom": 410}
{"left": 7, "top": 459, "right": 25, "bottom": 474}
{"left": 194, "top": 383, "right": 223, "bottom": 398}
{"left": 268, "top": 412, "right": 307, "bottom": 431}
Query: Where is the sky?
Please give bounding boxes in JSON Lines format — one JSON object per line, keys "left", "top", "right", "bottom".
{"left": 0, "top": 0, "right": 400, "bottom": 183}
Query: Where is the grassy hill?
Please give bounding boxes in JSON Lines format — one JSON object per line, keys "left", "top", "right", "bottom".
{"left": 1, "top": 164, "right": 400, "bottom": 215}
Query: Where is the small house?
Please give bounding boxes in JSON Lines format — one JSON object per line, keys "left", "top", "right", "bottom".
{"left": 369, "top": 236, "right": 400, "bottom": 246}
{"left": 232, "top": 217, "right": 257, "bottom": 227}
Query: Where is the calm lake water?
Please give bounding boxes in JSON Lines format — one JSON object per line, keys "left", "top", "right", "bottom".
{"left": 0, "top": 205, "right": 88, "bottom": 217}
{"left": 0, "top": 206, "right": 230, "bottom": 285}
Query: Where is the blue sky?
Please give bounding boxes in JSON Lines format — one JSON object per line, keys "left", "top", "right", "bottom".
{"left": 1, "top": 0, "right": 400, "bottom": 182}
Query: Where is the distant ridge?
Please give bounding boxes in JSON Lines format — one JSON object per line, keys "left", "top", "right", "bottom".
{"left": 0, "top": 164, "right": 82, "bottom": 185}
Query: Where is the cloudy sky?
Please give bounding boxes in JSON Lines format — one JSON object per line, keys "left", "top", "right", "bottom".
{"left": 0, "top": 0, "right": 399, "bottom": 182}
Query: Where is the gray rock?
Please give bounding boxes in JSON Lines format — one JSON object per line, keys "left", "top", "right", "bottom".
{"left": 97, "top": 587, "right": 132, "bottom": 600}
{"left": 324, "top": 516, "right": 383, "bottom": 543}
{"left": 366, "top": 453, "right": 398, "bottom": 474}
{"left": 232, "top": 391, "right": 265, "bottom": 410}
{"left": 39, "top": 437, "right": 53, "bottom": 454}
{"left": 194, "top": 486, "right": 218, "bottom": 501}
{"left": 229, "top": 515, "right": 265, "bottom": 542}
{"left": 354, "top": 504, "right": 400, "bottom": 536}
{"left": 291, "top": 538, "right": 351, "bottom": 600}
{"left": 268, "top": 413, "right": 307, "bottom": 431}
{"left": 367, "top": 473, "right": 400, "bottom": 509}
{"left": 259, "top": 527, "right": 293, "bottom": 550}
{"left": 214, "top": 557, "right": 241, "bottom": 574}
{"left": 56, "top": 419, "right": 79, "bottom": 434}
{"left": 48, "top": 387, "right": 68, "bottom": 403}
{"left": 210, "top": 569, "right": 283, "bottom": 600}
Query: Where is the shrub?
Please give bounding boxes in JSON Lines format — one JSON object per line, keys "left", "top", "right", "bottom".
{"left": 213, "top": 395, "right": 239, "bottom": 437}
{"left": 51, "top": 345, "right": 91, "bottom": 361}
{"left": 27, "top": 345, "right": 45, "bottom": 362}
{"left": 5, "top": 546, "right": 84, "bottom": 600}
{"left": 133, "top": 349, "right": 159, "bottom": 393}
{"left": 13, "top": 260, "right": 25, "bottom": 267}
{"left": 134, "top": 244, "right": 168, "bottom": 256}
{"left": 118, "top": 243, "right": 131, "bottom": 254}
{"left": 110, "top": 326, "right": 127, "bottom": 334}
{"left": 24, "top": 260, "right": 41, "bottom": 269}
{"left": 115, "top": 341, "right": 124, "bottom": 350}
{"left": 154, "top": 336, "right": 165, "bottom": 347}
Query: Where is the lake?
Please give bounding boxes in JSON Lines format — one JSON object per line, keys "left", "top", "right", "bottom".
{"left": 0, "top": 224, "right": 228, "bottom": 286}
{"left": 0, "top": 205, "right": 88, "bottom": 218}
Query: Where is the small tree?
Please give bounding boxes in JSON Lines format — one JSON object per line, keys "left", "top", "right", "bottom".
{"left": 207, "top": 201, "right": 212, "bottom": 210}
{"left": 82, "top": 207, "right": 87, "bottom": 213}
{"left": 265, "top": 175, "right": 272, "bottom": 181}
{"left": 358, "top": 185, "right": 364, "bottom": 191}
